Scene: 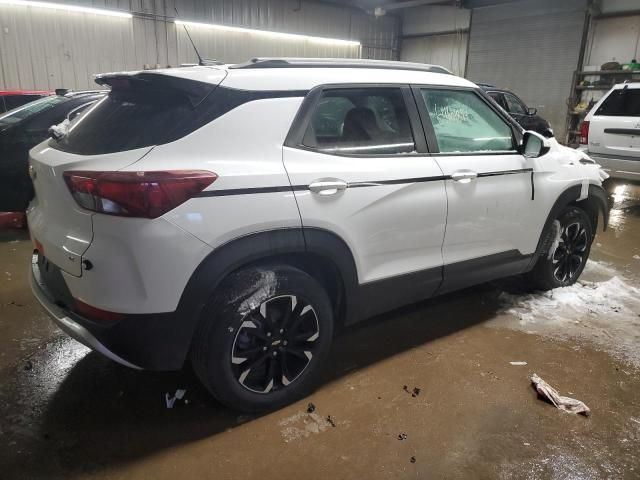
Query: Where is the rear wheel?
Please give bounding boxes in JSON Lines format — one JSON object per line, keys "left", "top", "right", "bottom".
{"left": 526, "top": 206, "right": 594, "bottom": 291}
{"left": 191, "top": 265, "right": 334, "bottom": 412}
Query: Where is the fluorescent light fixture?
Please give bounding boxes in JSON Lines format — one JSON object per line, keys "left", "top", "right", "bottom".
{"left": 0, "top": 0, "right": 132, "bottom": 18}
{"left": 175, "top": 20, "right": 360, "bottom": 47}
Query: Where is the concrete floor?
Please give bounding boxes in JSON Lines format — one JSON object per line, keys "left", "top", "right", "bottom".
{"left": 1, "top": 181, "right": 639, "bottom": 480}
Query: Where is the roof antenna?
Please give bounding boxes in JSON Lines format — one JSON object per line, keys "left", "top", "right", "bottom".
{"left": 175, "top": 7, "right": 205, "bottom": 66}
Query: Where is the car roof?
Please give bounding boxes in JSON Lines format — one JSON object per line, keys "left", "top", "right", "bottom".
{"left": 0, "top": 90, "right": 53, "bottom": 96}
{"left": 611, "top": 82, "right": 640, "bottom": 89}
{"left": 95, "top": 58, "right": 478, "bottom": 92}
{"left": 477, "top": 84, "right": 512, "bottom": 94}
{"left": 229, "top": 57, "right": 454, "bottom": 74}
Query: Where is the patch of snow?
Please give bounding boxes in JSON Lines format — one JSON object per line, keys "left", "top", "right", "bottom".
{"left": 279, "top": 411, "right": 333, "bottom": 443}
{"left": 49, "top": 119, "right": 70, "bottom": 139}
{"left": 547, "top": 220, "right": 561, "bottom": 260}
{"left": 633, "top": 255, "right": 640, "bottom": 260}
{"left": 237, "top": 270, "right": 277, "bottom": 316}
{"left": 493, "top": 261, "right": 640, "bottom": 367}
{"left": 499, "top": 275, "right": 638, "bottom": 324}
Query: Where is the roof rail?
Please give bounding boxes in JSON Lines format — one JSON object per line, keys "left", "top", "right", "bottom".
{"left": 229, "top": 58, "right": 453, "bottom": 75}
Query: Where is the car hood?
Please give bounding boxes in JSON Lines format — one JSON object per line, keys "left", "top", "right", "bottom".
{"left": 547, "top": 138, "right": 610, "bottom": 182}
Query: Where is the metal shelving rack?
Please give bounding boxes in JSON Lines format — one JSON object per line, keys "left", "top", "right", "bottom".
{"left": 565, "top": 69, "right": 640, "bottom": 147}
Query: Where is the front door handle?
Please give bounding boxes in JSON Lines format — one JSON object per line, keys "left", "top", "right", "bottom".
{"left": 309, "top": 179, "right": 348, "bottom": 196}
{"left": 451, "top": 170, "right": 478, "bottom": 184}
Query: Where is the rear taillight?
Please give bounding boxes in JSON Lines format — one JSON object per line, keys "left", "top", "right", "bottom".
{"left": 579, "top": 121, "right": 590, "bottom": 145}
{"left": 63, "top": 170, "right": 217, "bottom": 218}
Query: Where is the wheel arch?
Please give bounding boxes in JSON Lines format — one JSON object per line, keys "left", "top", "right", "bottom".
{"left": 528, "top": 183, "right": 609, "bottom": 270}
{"left": 174, "top": 228, "right": 359, "bottom": 366}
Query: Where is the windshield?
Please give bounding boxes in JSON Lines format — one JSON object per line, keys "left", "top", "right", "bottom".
{"left": 0, "top": 96, "right": 68, "bottom": 128}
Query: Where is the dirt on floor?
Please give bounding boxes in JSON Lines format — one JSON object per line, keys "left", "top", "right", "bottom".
{"left": 1, "top": 181, "right": 639, "bottom": 480}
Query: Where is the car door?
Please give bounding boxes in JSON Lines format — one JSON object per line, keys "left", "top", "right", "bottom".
{"left": 282, "top": 85, "right": 448, "bottom": 317}
{"left": 414, "top": 86, "right": 536, "bottom": 292}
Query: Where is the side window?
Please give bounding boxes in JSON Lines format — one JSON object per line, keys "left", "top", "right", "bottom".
{"left": 302, "top": 87, "right": 415, "bottom": 155}
{"left": 595, "top": 88, "right": 640, "bottom": 117}
{"left": 504, "top": 93, "right": 527, "bottom": 115}
{"left": 420, "top": 89, "right": 514, "bottom": 153}
{"left": 488, "top": 92, "right": 507, "bottom": 111}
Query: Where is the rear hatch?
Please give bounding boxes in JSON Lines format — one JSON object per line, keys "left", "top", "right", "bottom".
{"left": 589, "top": 86, "right": 640, "bottom": 159}
{"left": 27, "top": 67, "right": 227, "bottom": 277}
{"left": 28, "top": 146, "right": 154, "bottom": 276}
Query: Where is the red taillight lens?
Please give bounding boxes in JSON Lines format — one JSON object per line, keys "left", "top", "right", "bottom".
{"left": 579, "top": 121, "right": 589, "bottom": 145}
{"left": 63, "top": 170, "right": 217, "bottom": 218}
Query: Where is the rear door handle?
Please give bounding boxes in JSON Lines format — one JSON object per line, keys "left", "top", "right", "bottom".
{"left": 309, "top": 179, "right": 348, "bottom": 196}
{"left": 451, "top": 170, "right": 478, "bottom": 184}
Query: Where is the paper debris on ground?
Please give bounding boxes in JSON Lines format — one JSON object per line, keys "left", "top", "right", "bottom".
{"left": 530, "top": 374, "right": 590, "bottom": 416}
{"left": 165, "top": 389, "right": 187, "bottom": 409}
{"left": 510, "top": 361, "right": 528, "bottom": 366}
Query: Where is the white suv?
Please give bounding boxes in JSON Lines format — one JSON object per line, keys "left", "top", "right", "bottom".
{"left": 28, "top": 58, "right": 610, "bottom": 412}
{"left": 578, "top": 82, "right": 640, "bottom": 181}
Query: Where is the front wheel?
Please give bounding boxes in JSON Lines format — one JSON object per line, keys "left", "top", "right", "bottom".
{"left": 190, "top": 265, "right": 334, "bottom": 412}
{"left": 526, "top": 206, "right": 594, "bottom": 291}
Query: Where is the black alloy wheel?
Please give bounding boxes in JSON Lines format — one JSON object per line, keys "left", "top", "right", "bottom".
{"left": 552, "top": 221, "right": 589, "bottom": 283}
{"left": 191, "top": 265, "right": 334, "bottom": 412}
{"left": 231, "top": 295, "right": 320, "bottom": 394}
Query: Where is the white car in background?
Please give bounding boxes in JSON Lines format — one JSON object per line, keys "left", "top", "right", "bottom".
{"left": 578, "top": 82, "right": 640, "bottom": 181}
{"left": 28, "top": 58, "right": 610, "bottom": 412}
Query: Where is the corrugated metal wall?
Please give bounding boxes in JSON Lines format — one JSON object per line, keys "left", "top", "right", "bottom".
{"left": 401, "top": 34, "right": 468, "bottom": 76}
{"left": 399, "top": 5, "right": 469, "bottom": 76}
{"left": 0, "top": 0, "right": 399, "bottom": 90}
{"left": 466, "top": 0, "right": 587, "bottom": 139}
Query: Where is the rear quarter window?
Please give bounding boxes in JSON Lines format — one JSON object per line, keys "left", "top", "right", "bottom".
{"left": 595, "top": 88, "right": 640, "bottom": 117}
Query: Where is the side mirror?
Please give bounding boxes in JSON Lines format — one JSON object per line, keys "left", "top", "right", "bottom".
{"left": 521, "top": 130, "right": 550, "bottom": 158}
{"left": 527, "top": 107, "right": 537, "bottom": 116}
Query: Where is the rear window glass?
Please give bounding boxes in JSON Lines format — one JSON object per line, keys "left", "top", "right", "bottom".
{"left": 50, "top": 73, "right": 235, "bottom": 155}
{"left": 50, "top": 74, "right": 307, "bottom": 155}
{"left": 52, "top": 88, "right": 207, "bottom": 155}
{"left": 0, "top": 96, "right": 67, "bottom": 128}
{"left": 595, "top": 88, "right": 640, "bottom": 117}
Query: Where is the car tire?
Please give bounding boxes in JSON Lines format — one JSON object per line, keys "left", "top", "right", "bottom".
{"left": 191, "top": 265, "right": 334, "bottom": 412}
{"left": 526, "top": 206, "right": 594, "bottom": 291}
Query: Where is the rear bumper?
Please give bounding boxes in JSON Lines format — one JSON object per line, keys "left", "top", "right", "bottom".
{"left": 30, "top": 253, "right": 189, "bottom": 370}
{"left": 30, "top": 254, "right": 142, "bottom": 369}
{"left": 586, "top": 153, "right": 640, "bottom": 182}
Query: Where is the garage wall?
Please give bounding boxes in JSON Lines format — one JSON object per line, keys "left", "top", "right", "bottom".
{"left": 400, "top": 5, "right": 469, "bottom": 76}
{"left": 0, "top": 0, "right": 399, "bottom": 90}
{"left": 466, "top": 0, "right": 587, "bottom": 139}
{"left": 584, "top": 15, "right": 640, "bottom": 67}
{"left": 401, "top": 34, "right": 468, "bottom": 76}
